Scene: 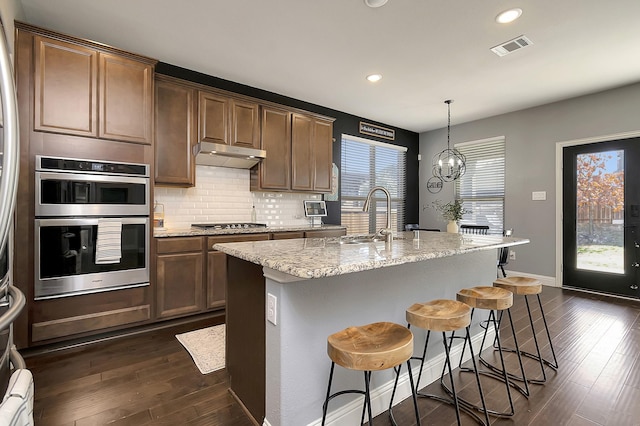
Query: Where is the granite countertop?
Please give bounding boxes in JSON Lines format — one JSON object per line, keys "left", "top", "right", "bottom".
{"left": 213, "top": 230, "right": 529, "bottom": 279}
{"left": 154, "top": 224, "right": 346, "bottom": 238}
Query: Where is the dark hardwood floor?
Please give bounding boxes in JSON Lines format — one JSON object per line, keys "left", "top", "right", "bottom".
{"left": 24, "top": 287, "right": 640, "bottom": 425}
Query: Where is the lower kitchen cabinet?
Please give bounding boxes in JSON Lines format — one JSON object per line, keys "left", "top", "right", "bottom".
{"left": 206, "top": 234, "right": 271, "bottom": 310}
{"left": 156, "top": 237, "right": 205, "bottom": 319}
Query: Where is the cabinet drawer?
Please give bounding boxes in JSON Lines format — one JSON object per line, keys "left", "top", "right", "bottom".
{"left": 157, "top": 237, "right": 204, "bottom": 254}
{"left": 207, "top": 233, "right": 270, "bottom": 250}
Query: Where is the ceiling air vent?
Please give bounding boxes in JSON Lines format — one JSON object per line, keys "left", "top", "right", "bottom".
{"left": 491, "top": 35, "right": 533, "bottom": 57}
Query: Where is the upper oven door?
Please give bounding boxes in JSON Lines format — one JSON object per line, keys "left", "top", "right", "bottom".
{"left": 35, "top": 171, "right": 150, "bottom": 217}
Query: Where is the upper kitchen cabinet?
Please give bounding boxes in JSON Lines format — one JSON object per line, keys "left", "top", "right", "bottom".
{"left": 254, "top": 105, "right": 291, "bottom": 190}
{"left": 198, "top": 90, "right": 260, "bottom": 148}
{"left": 27, "top": 23, "right": 155, "bottom": 145}
{"left": 155, "top": 75, "right": 197, "bottom": 186}
{"left": 253, "top": 108, "right": 334, "bottom": 193}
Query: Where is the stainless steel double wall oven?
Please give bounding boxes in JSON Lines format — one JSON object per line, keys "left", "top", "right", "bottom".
{"left": 34, "top": 156, "right": 150, "bottom": 299}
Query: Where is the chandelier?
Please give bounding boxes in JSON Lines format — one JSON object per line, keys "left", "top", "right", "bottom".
{"left": 432, "top": 100, "right": 466, "bottom": 182}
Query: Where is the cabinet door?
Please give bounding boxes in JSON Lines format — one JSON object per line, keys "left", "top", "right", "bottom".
{"left": 291, "top": 113, "right": 314, "bottom": 192}
{"left": 34, "top": 36, "right": 98, "bottom": 137}
{"left": 199, "top": 91, "right": 229, "bottom": 144}
{"left": 258, "top": 106, "right": 291, "bottom": 190}
{"left": 155, "top": 78, "right": 197, "bottom": 186}
{"left": 230, "top": 99, "right": 260, "bottom": 148}
{"left": 156, "top": 252, "right": 204, "bottom": 318}
{"left": 313, "top": 118, "right": 334, "bottom": 192}
{"left": 207, "top": 251, "right": 227, "bottom": 309}
{"left": 99, "top": 53, "right": 153, "bottom": 144}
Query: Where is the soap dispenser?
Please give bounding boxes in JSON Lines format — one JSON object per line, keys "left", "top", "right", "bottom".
{"left": 251, "top": 205, "right": 257, "bottom": 223}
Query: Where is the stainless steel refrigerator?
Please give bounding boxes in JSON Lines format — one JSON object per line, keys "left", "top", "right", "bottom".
{"left": 0, "top": 16, "right": 33, "bottom": 426}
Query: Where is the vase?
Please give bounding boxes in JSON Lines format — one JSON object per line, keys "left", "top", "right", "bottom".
{"left": 447, "top": 220, "right": 459, "bottom": 233}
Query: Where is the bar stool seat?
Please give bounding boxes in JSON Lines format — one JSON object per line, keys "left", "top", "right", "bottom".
{"left": 322, "top": 322, "right": 421, "bottom": 426}
{"left": 455, "top": 286, "right": 528, "bottom": 418}
{"left": 395, "top": 299, "right": 489, "bottom": 425}
{"left": 493, "top": 276, "right": 558, "bottom": 383}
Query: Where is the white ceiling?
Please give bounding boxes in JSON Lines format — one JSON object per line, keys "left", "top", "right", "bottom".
{"left": 17, "top": 0, "right": 640, "bottom": 133}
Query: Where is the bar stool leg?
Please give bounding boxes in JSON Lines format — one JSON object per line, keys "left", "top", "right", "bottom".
{"left": 322, "top": 362, "right": 336, "bottom": 425}
{"left": 389, "top": 360, "right": 422, "bottom": 426}
{"left": 477, "top": 309, "right": 531, "bottom": 397}
{"left": 362, "top": 371, "right": 373, "bottom": 425}
{"left": 406, "top": 327, "right": 489, "bottom": 425}
{"left": 493, "top": 294, "right": 559, "bottom": 383}
{"left": 457, "top": 309, "right": 516, "bottom": 417}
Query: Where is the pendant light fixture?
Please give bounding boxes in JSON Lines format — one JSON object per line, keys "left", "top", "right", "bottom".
{"left": 432, "top": 100, "right": 466, "bottom": 182}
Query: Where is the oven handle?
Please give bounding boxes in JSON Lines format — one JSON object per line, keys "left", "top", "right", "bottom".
{"left": 35, "top": 171, "right": 150, "bottom": 185}
{"left": 35, "top": 217, "right": 150, "bottom": 226}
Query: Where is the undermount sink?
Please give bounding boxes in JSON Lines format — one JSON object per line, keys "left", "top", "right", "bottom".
{"left": 339, "top": 234, "right": 406, "bottom": 244}
{"left": 340, "top": 235, "right": 382, "bottom": 244}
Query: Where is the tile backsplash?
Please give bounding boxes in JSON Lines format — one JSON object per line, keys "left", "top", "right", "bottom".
{"left": 154, "top": 165, "right": 322, "bottom": 229}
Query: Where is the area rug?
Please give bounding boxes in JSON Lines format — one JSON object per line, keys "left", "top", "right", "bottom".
{"left": 176, "top": 324, "right": 225, "bottom": 374}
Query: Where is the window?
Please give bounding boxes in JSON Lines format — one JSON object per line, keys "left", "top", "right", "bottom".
{"left": 455, "top": 137, "right": 506, "bottom": 235}
{"left": 341, "top": 134, "right": 407, "bottom": 235}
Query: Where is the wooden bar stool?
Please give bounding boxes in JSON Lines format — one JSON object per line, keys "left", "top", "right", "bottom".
{"left": 455, "top": 286, "right": 529, "bottom": 418}
{"left": 392, "top": 299, "right": 489, "bottom": 425}
{"left": 321, "top": 322, "right": 421, "bottom": 426}
{"left": 493, "top": 276, "right": 559, "bottom": 384}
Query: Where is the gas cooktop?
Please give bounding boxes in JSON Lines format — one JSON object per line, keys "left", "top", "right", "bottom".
{"left": 191, "top": 223, "right": 267, "bottom": 230}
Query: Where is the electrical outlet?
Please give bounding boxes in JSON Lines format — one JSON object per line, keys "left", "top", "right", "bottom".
{"left": 509, "top": 250, "right": 516, "bottom": 260}
{"left": 267, "top": 293, "right": 277, "bottom": 325}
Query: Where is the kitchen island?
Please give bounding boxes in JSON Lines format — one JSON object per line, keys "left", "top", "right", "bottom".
{"left": 214, "top": 231, "right": 529, "bottom": 426}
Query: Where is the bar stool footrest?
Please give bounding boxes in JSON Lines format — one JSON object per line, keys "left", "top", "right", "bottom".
{"left": 439, "top": 379, "right": 514, "bottom": 419}
{"left": 461, "top": 362, "right": 530, "bottom": 398}
{"left": 418, "top": 390, "right": 489, "bottom": 425}
{"left": 495, "top": 345, "right": 559, "bottom": 371}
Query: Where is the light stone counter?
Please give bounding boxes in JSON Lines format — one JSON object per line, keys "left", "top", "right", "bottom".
{"left": 214, "top": 230, "right": 529, "bottom": 280}
{"left": 219, "top": 230, "right": 530, "bottom": 426}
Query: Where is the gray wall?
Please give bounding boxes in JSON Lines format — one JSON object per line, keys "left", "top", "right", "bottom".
{"left": 419, "top": 82, "right": 640, "bottom": 277}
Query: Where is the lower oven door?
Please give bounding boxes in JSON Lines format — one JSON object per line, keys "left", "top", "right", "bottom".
{"left": 35, "top": 217, "right": 149, "bottom": 299}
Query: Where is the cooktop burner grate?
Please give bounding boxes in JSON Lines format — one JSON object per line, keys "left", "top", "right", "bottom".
{"left": 191, "top": 223, "right": 267, "bottom": 230}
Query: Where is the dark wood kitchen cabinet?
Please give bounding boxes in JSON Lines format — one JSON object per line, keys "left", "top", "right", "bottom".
{"left": 206, "top": 234, "right": 270, "bottom": 309}
{"left": 156, "top": 237, "right": 205, "bottom": 319}
{"left": 33, "top": 33, "right": 154, "bottom": 145}
{"left": 155, "top": 75, "right": 197, "bottom": 186}
{"left": 252, "top": 107, "right": 334, "bottom": 193}
{"left": 291, "top": 113, "right": 333, "bottom": 192}
{"left": 199, "top": 90, "right": 260, "bottom": 148}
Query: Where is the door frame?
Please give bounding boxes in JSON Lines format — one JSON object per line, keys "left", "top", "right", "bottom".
{"left": 555, "top": 130, "right": 640, "bottom": 287}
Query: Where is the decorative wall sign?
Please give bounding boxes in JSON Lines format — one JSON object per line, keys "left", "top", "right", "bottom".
{"left": 427, "top": 176, "right": 443, "bottom": 193}
{"left": 359, "top": 122, "right": 395, "bottom": 140}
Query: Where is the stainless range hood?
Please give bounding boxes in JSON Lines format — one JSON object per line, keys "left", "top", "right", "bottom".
{"left": 193, "top": 142, "right": 266, "bottom": 169}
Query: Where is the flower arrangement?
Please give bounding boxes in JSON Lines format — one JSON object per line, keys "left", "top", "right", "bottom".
{"left": 432, "top": 199, "right": 469, "bottom": 222}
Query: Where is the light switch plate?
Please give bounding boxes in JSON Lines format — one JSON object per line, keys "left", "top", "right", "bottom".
{"left": 532, "top": 191, "right": 546, "bottom": 201}
{"left": 267, "top": 293, "right": 277, "bottom": 325}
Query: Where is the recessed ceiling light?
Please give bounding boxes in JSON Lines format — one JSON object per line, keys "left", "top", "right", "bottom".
{"left": 496, "top": 8, "right": 522, "bottom": 24}
{"left": 366, "top": 74, "right": 383, "bottom": 83}
{"left": 364, "top": 0, "right": 388, "bottom": 8}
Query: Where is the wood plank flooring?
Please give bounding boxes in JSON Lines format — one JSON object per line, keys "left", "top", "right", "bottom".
{"left": 24, "top": 287, "right": 640, "bottom": 425}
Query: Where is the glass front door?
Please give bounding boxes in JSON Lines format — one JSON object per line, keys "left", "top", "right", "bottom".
{"left": 563, "top": 138, "right": 640, "bottom": 297}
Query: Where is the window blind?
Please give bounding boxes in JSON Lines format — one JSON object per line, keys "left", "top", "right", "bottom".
{"left": 455, "top": 137, "right": 506, "bottom": 235}
{"left": 341, "top": 135, "right": 407, "bottom": 235}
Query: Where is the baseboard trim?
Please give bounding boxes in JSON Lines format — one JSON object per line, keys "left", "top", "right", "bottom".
{"left": 304, "top": 326, "right": 496, "bottom": 426}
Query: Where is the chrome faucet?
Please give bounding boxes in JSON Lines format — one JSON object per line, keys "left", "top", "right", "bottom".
{"left": 363, "top": 186, "right": 393, "bottom": 244}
